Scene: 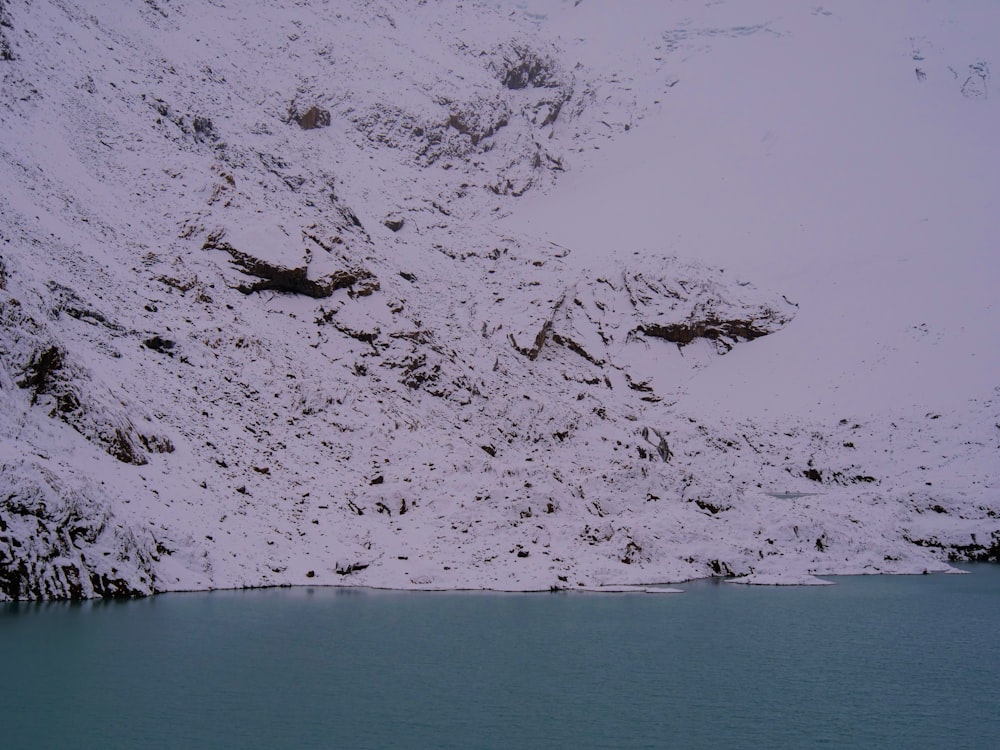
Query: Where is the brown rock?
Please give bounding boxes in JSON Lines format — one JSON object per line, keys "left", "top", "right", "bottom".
{"left": 296, "top": 106, "right": 331, "bottom": 130}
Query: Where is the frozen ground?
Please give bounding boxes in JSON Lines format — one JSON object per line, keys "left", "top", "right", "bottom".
{"left": 0, "top": 0, "right": 997, "bottom": 599}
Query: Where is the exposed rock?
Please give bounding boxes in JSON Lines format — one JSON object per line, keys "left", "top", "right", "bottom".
{"left": 625, "top": 266, "right": 794, "bottom": 352}
{"left": 694, "top": 498, "right": 728, "bottom": 515}
{"left": 0, "top": 293, "right": 175, "bottom": 467}
{"left": 907, "top": 532, "right": 1000, "bottom": 562}
{"left": 139, "top": 433, "right": 174, "bottom": 454}
{"left": 551, "top": 332, "right": 604, "bottom": 366}
{"left": 640, "top": 426, "right": 672, "bottom": 462}
{"left": 802, "top": 468, "right": 823, "bottom": 482}
{"left": 509, "top": 294, "right": 565, "bottom": 360}
{"left": 347, "top": 39, "right": 576, "bottom": 195}
{"left": 950, "top": 532, "right": 1000, "bottom": 562}
{"left": 622, "top": 539, "right": 643, "bottom": 564}
{"left": 204, "top": 225, "right": 374, "bottom": 299}
{"left": 335, "top": 561, "right": 369, "bottom": 575}
{"left": 232, "top": 261, "right": 359, "bottom": 298}
{"left": 639, "top": 317, "right": 773, "bottom": 349}
{"left": 0, "top": 0, "right": 13, "bottom": 62}
{"left": 447, "top": 102, "right": 510, "bottom": 147}
{"left": 149, "top": 97, "right": 220, "bottom": 145}
{"left": 295, "top": 105, "right": 332, "bottom": 130}
{"left": 14, "top": 343, "right": 151, "bottom": 465}
{"left": 384, "top": 216, "right": 405, "bottom": 232}
{"left": 143, "top": 336, "right": 175, "bottom": 355}
{"left": 503, "top": 256, "right": 795, "bottom": 364}
{"left": 48, "top": 281, "right": 125, "bottom": 333}
{"left": 17, "top": 344, "right": 65, "bottom": 406}
{"left": 494, "top": 44, "right": 562, "bottom": 90}
{"left": 0, "top": 462, "right": 156, "bottom": 601}
{"left": 960, "top": 61, "right": 989, "bottom": 99}
{"left": 191, "top": 116, "right": 217, "bottom": 141}
{"left": 707, "top": 559, "right": 735, "bottom": 577}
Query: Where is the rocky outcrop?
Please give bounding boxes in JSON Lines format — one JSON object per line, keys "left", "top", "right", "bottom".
{"left": 336, "top": 35, "right": 579, "bottom": 197}
{"left": 0, "top": 0, "right": 13, "bottom": 62}
{"left": 1, "top": 297, "right": 166, "bottom": 466}
{"left": 640, "top": 317, "right": 773, "bottom": 349}
{"left": 495, "top": 44, "right": 562, "bottom": 90}
{"left": 492, "top": 41, "right": 573, "bottom": 129}
{"left": 227, "top": 251, "right": 363, "bottom": 298}
{"left": 0, "top": 462, "right": 156, "bottom": 601}
{"left": 509, "top": 294, "right": 565, "bottom": 360}
{"left": 504, "top": 256, "right": 796, "bottom": 365}
{"left": 960, "top": 61, "right": 989, "bottom": 100}
{"left": 622, "top": 265, "right": 795, "bottom": 352}
{"left": 204, "top": 223, "right": 375, "bottom": 299}
{"left": 906, "top": 531, "right": 1000, "bottom": 563}
{"left": 446, "top": 100, "right": 510, "bottom": 147}
{"left": 294, "top": 105, "right": 332, "bottom": 130}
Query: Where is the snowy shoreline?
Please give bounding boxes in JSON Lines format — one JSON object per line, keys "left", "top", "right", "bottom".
{"left": 27, "top": 563, "right": 981, "bottom": 604}
{"left": 2, "top": 0, "right": 998, "bottom": 601}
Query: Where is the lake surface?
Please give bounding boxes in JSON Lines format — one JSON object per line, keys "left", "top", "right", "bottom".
{"left": 3, "top": 566, "right": 999, "bottom": 749}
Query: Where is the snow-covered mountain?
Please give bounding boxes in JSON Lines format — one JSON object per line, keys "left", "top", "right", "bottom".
{"left": 1, "top": 0, "right": 997, "bottom": 599}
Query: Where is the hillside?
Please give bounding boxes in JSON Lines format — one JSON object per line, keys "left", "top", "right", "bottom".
{"left": 1, "top": 0, "right": 997, "bottom": 599}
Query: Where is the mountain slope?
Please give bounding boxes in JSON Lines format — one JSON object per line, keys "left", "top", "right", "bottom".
{"left": 1, "top": 0, "right": 997, "bottom": 599}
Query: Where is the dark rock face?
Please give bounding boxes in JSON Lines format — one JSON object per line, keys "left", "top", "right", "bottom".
{"left": 143, "top": 336, "right": 175, "bottom": 355}
{"left": 0, "top": 466, "right": 156, "bottom": 601}
{"left": 447, "top": 109, "right": 509, "bottom": 146}
{"left": 510, "top": 316, "right": 556, "bottom": 361}
{"left": 148, "top": 97, "right": 220, "bottom": 145}
{"left": 506, "top": 260, "right": 796, "bottom": 367}
{"left": 707, "top": 559, "right": 735, "bottom": 577}
{"left": 191, "top": 116, "right": 216, "bottom": 141}
{"left": 335, "top": 562, "right": 369, "bottom": 576}
{"left": 499, "top": 45, "right": 560, "bottom": 90}
{"left": 14, "top": 343, "right": 152, "bottom": 465}
{"left": 640, "top": 317, "right": 773, "bottom": 349}
{"left": 802, "top": 468, "right": 823, "bottom": 482}
{"left": 17, "top": 345, "right": 65, "bottom": 405}
{"left": 295, "top": 105, "right": 331, "bottom": 130}
{"left": 0, "top": 0, "right": 13, "bottom": 62}
{"left": 233, "top": 262, "right": 356, "bottom": 298}
{"left": 907, "top": 532, "right": 1000, "bottom": 563}
{"left": 384, "top": 216, "right": 405, "bottom": 232}
{"left": 203, "top": 230, "right": 374, "bottom": 299}
{"left": 1, "top": 287, "right": 172, "bottom": 468}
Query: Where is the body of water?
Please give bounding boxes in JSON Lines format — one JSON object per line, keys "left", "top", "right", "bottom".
{"left": 2, "top": 566, "right": 998, "bottom": 749}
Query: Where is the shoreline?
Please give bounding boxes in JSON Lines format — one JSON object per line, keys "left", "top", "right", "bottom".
{"left": 6, "top": 563, "right": 994, "bottom": 604}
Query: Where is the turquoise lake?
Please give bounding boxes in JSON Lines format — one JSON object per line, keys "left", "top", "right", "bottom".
{"left": 2, "top": 566, "right": 998, "bottom": 749}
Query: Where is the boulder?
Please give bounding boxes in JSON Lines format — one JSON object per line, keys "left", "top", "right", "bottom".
{"left": 204, "top": 221, "right": 374, "bottom": 299}
{"left": 295, "top": 105, "right": 331, "bottom": 130}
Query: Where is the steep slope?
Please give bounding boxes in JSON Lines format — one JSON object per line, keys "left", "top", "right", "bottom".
{"left": 0, "top": 0, "right": 997, "bottom": 599}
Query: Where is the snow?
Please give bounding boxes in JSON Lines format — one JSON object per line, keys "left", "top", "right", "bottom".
{"left": 571, "top": 586, "right": 684, "bottom": 594}
{"left": 727, "top": 573, "right": 835, "bottom": 587}
{"left": 0, "top": 0, "right": 997, "bottom": 600}
{"left": 507, "top": 0, "right": 1000, "bottom": 422}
